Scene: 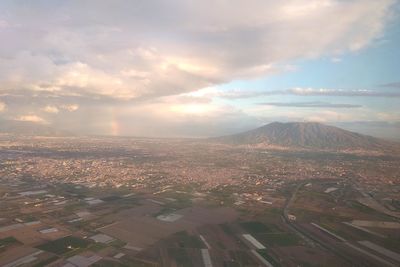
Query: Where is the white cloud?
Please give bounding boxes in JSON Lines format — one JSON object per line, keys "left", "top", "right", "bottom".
{"left": 41, "top": 104, "right": 79, "bottom": 115}
{"left": 0, "top": 102, "right": 6, "bottom": 112}
{"left": 217, "top": 87, "right": 400, "bottom": 99}
{"left": 43, "top": 105, "right": 59, "bottom": 113}
{"left": 61, "top": 104, "right": 79, "bottom": 112}
{"left": 0, "top": 0, "right": 394, "bottom": 100}
{"left": 0, "top": 1, "right": 397, "bottom": 137}
{"left": 252, "top": 106, "right": 391, "bottom": 124}
{"left": 16, "top": 115, "right": 47, "bottom": 124}
{"left": 331, "top": 57, "right": 342, "bottom": 63}
{"left": 94, "top": 101, "right": 254, "bottom": 137}
{"left": 306, "top": 111, "right": 347, "bottom": 122}
{"left": 288, "top": 88, "right": 400, "bottom": 97}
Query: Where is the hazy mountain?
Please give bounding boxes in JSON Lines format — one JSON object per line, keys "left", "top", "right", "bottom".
{"left": 212, "top": 122, "right": 398, "bottom": 151}
{"left": 0, "top": 120, "right": 72, "bottom": 136}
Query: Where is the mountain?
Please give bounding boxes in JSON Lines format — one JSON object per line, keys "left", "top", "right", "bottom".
{"left": 212, "top": 122, "right": 398, "bottom": 151}
{"left": 0, "top": 120, "right": 71, "bottom": 136}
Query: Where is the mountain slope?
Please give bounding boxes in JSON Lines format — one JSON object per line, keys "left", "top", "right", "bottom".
{"left": 213, "top": 122, "right": 397, "bottom": 151}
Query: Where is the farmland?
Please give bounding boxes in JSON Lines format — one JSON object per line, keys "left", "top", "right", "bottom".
{"left": 0, "top": 136, "right": 399, "bottom": 266}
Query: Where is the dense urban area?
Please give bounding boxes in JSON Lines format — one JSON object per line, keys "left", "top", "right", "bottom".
{"left": 0, "top": 135, "right": 399, "bottom": 267}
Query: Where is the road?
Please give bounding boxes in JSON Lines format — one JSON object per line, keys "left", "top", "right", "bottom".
{"left": 281, "top": 180, "right": 394, "bottom": 267}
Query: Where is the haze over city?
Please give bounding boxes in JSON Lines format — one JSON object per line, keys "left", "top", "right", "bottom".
{"left": 1, "top": 2, "right": 400, "bottom": 267}
{"left": 0, "top": 0, "right": 399, "bottom": 138}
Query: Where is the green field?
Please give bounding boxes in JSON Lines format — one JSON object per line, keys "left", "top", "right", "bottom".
{"left": 220, "top": 223, "right": 234, "bottom": 235}
{"left": 256, "top": 249, "right": 282, "bottom": 267}
{"left": 88, "top": 242, "right": 108, "bottom": 252}
{"left": 37, "top": 236, "right": 90, "bottom": 255}
{"left": 92, "top": 260, "right": 131, "bottom": 267}
{"left": 256, "top": 232, "right": 300, "bottom": 246}
{"left": 168, "top": 248, "right": 193, "bottom": 267}
{"left": 174, "top": 231, "right": 204, "bottom": 248}
{"left": 32, "top": 256, "right": 58, "bottom": 267}
{"left": 109, "top": 239, "right": 127, "bottom": 248}
{"left": 0, "top": 236, "right": 21, "bottom": 250}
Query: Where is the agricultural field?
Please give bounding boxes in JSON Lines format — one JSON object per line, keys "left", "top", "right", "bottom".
{"left": 37, "top": 236, "right": 91, "bottom": 255}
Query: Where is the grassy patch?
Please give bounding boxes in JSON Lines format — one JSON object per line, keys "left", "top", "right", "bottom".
{"left": 240, "top": 221, "right": 269, "bottom": 233}
{"left": 89, "top": 242, "right": 108, "bottom": 252}
{"left": 64, "top": 203, "right": 86, "bottom": 212}
{"left": 220, "top": 223, "right": 234, "bottom": 235}
{"left": 109, "top": 239, "right": 127, "bottom": 248}
{"left": 92, "top": 260, "right": 130, "bottom": 267}
{"left": 36, "top": 236, "right": 90, "bottom": 255}
{"left": 0, "top": 236, "right": 21, "bottom": 251}
{"left": 32, "top": 256, "right": 58, "bottom": 267}
{"left": 152, "top": 207, "right": 176, "bottom": 217}
{"left": 222, "top": 262, "right": 241, "bottom": 267}
{"left": 347, "top": 201, "right": 393, "bottom": 220}
{"left": 348, "top": 201, "right": 375, "bottom": 213}
{"left": 168, "top": 248, "right": 193, "bottom": 267}
{"left": 217, "top": 240, "right": 225, "bottom": 249}
{"left": 256, "top": 249, "right": 282, "bottom": 267}
{"left": 256, "top": 233, "right": 300, "bottom": 246}
{"left": 20, "top": 214, "right": 38, "bottom": 222}
{"left": 209, "top": 186, "right": 237, "bottom": 206}
{"left": 174, "top": 231, "right": 204, "bottom": 248}
{"left": 161, "top": 194, "right": 193, "bottom": 210}
{"left": 291, "top": 208, "right": 347, "bottom": 223}
{"left": 266, "top": 207, "right": 282, "bottom": 215}
{"left": 0, "top": 236, "right": 20, "bottom": 247}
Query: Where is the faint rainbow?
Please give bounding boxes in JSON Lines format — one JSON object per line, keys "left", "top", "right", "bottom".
{"left": 110, "top": 107, "right": 120, "bottom": 136}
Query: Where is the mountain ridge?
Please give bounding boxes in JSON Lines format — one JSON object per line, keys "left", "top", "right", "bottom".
{"left": 212, "top": 121, "right": 398, "bottom": 152}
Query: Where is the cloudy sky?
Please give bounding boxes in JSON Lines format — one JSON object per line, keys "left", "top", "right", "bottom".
{"left": 0, "top": 0, "right": 399, "bottom": 138}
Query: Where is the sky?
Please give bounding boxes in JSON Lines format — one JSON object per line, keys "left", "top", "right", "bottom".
{"left": 0, "top": 0, "right": 399, "bottom": 139}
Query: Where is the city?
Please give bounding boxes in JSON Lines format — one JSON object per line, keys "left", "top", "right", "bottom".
{"left": 1, "top": 1, "right": 400, "bottom": 266}
{"left": 0, "top": 134, "right": 399, "bottom": 266}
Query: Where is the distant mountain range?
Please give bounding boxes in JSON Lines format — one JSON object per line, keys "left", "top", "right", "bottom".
{"left": 0, "top": 120, "right": 71, "bottom": 136}
{"left": 212, "top": 122, "right": 398, "bottom": 152}
{"left": 0, "top": 120, "right": 398, "bottom": 152}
